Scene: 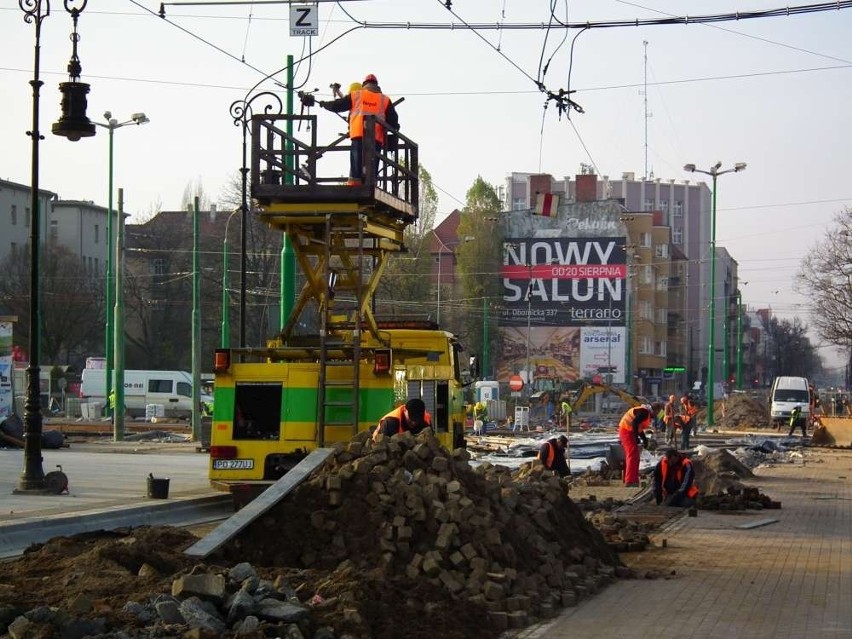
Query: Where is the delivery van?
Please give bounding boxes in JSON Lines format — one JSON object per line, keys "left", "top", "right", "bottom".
{"left": 80, "top": 369, "right": 211, "bottom": 419}
{"left": 769, "top": 376, "right": 811, "bottom": 428}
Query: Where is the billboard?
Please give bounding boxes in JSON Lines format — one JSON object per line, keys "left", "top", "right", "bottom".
{"left": 579, "top": 326, "right": 626, "bottom": 384}
{"left": 498, "top": 237, "right": 627, "bottom": 327}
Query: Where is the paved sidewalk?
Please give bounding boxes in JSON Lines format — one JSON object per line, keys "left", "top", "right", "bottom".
{"left": 518, "top": 448, "right": 852, "bottom": 639}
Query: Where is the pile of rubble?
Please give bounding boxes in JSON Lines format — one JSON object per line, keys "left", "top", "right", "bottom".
{"left": 698, "top": 394, "right": 770, "bottom": 430}
{"left": 0, "top": 430, "right": 630, "bottom": 639}
{"left": 693, "top": 449, "right": 780, "bottom": 511}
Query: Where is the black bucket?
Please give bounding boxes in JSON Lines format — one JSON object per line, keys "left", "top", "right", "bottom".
{"left": 147, "top": 474, "right": 170, "bottom": 499}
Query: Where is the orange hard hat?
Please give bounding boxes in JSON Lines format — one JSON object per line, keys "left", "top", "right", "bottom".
{"left": 363, "top": 73, "right": 378, "bottom": 84}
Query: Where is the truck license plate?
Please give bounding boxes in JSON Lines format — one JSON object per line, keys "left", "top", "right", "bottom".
{"left": 212, "top": 459, "right": 254, "bottom": 470}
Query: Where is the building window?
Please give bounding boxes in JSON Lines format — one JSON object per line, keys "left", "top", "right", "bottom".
{"left": 655, "top": 244, "right": 669, "bottom": 258}
{"left": 49, "top": 219, "right": 58, "bottom": 241}
{"left": 656, "top": 308, "right": 668, "bottom": 324}
{"left": 656, "top": 276, "right": 669, "bottom": 291}
{"left": 642, "top": 264, "right": 653, "bottom": 285}
{"left": 94, "top": 258, "right": 98, "bottom": 273}
{"left": 25, "top": 208, "right": 30, "bottom": 228}
{"left": 673, "top": 229, "right": 683, "bottom": 245}
{"left": 673, "top": 200, "right": 683, "bottom": 217}
{"left": 95, "top": 224, "right": 100, "bottom": 243}
{"left": 512, "top": 197, "right": 526, "bottom": 211}
{"left": 152, "top": 258, "right": 166, "bottom": 275}
{"left": 655, "top": 341, "right": 667, "bottom": 357}
{"left": 10, "top": 205, "right": 17, "bottom": 226}
{"left": 640, "top": 232, "right": 652, "bottom": 248}
{"left": 660, "top": 200, "right": 668, "bottom": 213}
{"left": 640, "top": 300, "right": 653, "bottom": 321}
{"left": 639, "top": 336, "right": 652, "bottom": 354}
{"left": 643, "top": 198, "right": 654, "bottom": 211}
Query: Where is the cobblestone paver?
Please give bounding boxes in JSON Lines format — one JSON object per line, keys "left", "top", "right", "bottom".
{"left": 516, "top": 448, "right": 852, "bottom": 639}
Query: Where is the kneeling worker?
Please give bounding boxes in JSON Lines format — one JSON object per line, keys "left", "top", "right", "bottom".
{"left": 373, "top": 398, "right": 432, "bottom": 441}
{"left": 653, "top": 448, "right": 700, "bottom": 507}
{"left": 538, "top": 435, "right": 570, "bottom": 478}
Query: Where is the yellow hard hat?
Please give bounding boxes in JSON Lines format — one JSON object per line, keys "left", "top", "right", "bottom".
{"left": 348, "top": 82, "right": 362, "bottom": 94}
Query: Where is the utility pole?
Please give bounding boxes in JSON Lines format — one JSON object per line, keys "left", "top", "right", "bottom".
{"left": 114, "top": 189, "right": 126, "bottom": 441}
{"left": 191, "top": 197, "right": 201, "bottom": 442}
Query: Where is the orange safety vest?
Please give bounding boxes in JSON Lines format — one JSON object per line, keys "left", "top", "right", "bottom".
{"left": 349, "top": 89, "right": 390, "bottom": 144}
{"left": 538, "top": 440, "right": 557, "bottom": 468}
{"left": 618, "top": 406, "right": 652, "bottom": 433}
{"left": 660, "top": 457, "right": 700, "bottom": 498}
{"left": 372, "top": 405, "right": 433, "bottom": 441}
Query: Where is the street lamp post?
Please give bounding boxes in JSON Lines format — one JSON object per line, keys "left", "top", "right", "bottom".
{"left": 432, "top": 233, "right": 473, "bottom": 327}
{"left": 17, "top": 0, "right": 94, "bottom": 493}
{"left": 221, "top": 209, "right": 240, "bottom": 347}
{"left": 736, "top": 290, "right": 743, "bottom": 390}
{"left": 683, "top": 161, "right": 746, "bottom": 427}
{"left": 95, "top": 111, "right": 148, "bottom": 421}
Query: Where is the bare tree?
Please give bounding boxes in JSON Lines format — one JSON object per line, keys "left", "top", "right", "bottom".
{"left": 0, "top": 244, "right": 103, "bottom": 366}
{"left": 797, "top": 207, "right": 852, "bottom": 349}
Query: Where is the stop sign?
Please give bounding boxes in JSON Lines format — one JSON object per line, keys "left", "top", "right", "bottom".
{"left": 509, "top": 375, "right": 524, "bottom": 392}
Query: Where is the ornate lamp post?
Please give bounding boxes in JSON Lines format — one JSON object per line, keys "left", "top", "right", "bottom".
{"left": 683, "top": 161, "right": 746, "bottom": 427}
{"left": 17, "top": 0, "right": 94, "bottom": 493}
{"left": 229, "top": 91, "right": 283, "bottom": 347}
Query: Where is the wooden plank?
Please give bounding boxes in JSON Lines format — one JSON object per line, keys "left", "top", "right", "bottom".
{"left": 184, "top": 448, "right": 334, "bottom": 558}
{"left": 736, "top": 518, "right": 779, "bottom": 530}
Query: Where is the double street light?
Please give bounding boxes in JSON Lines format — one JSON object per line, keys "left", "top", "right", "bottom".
{"left": 683, "top": 161, "right": 746, "bottom": 427}
{"left": 95, "top": 111, "right": 149, "bottom": 425}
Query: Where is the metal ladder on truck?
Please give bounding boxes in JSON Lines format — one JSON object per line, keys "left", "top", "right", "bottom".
{"left": 250, "top": 111, "right": 419, "bottom": 445}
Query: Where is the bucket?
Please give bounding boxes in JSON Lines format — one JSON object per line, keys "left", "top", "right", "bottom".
{"left": 147, "top": 473, "right": 170, "bottom": 499}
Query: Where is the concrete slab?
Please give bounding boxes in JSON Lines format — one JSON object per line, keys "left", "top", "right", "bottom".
{"left": 185, "top": 448, "right": 334, "bottom": 558}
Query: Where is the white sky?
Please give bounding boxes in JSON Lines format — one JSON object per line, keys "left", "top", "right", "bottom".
{"left": 2, "top": 0, "right": 851, "bottom": 371}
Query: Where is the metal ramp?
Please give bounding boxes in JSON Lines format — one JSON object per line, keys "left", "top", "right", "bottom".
{"left": 185, "top": 448, "right": 333, "bottom": 558}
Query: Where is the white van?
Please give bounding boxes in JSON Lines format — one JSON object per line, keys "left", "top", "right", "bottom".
{"left": 80, "top": 369, "right": 211, "bottom": 419}
{"left": 769, "top": 376, "right": 811, "bottom": 427}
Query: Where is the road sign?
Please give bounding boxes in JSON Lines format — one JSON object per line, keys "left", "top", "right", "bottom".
{"left": 509, "top": 375, "right": 524, "bottom": 392}
{"left": 290, "top": 5, "right": 318, "bottom": 37}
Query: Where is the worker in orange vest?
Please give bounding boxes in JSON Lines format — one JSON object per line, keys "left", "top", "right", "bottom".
{"left": 677, "top": 395, "right": 699, "bottom": 449}
{"left": 315, "top": 73, "right": 399, "bottom": 186}
{"left": 653, "top": 448, "right": 700, "bottom": 507}
{"left": 372, "top": 398, "right": 432, "bottom": 442}
{"left": 538, "top": 435, "right": 569, "bottom": 477}
{"left": 618, "top": 403, "right": 662, "bottom": 486}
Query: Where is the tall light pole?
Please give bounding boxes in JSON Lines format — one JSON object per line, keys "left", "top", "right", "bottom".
{"left": 221, "top": 209, "right": 240, "bottom": 347}
{"left": 17, "top": 0, "right": 94, "bottom": 493}
{"left": 736, "top": 290, "right": 743, "bottom": 390}
{"left": 95, "top": 111, "right": 148, "bottom": 417}
{"left": 683, "top": 161, "right": 746, "bottom": 427}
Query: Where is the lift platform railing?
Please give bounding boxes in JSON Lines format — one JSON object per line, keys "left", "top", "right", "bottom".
{"left": 250, "top": 113, "right": 418, "bottom": 215}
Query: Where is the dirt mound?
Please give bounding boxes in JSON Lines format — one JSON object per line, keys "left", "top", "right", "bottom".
{"left": 696, "top": 394, "right": 770, "bottom": 430}
{"left": 0, "top": 431, "right": 627, "bottom": 639}
{"left": 693, "top": 449, "right": 754, "bottom": 495}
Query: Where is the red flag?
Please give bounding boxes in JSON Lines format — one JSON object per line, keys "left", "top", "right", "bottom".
{"left": 533, "top": 193, "right": 558, "bottom": 217}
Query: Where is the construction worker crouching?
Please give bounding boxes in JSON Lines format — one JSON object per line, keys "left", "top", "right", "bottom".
{"left": 538, "top": 435, "right": 569, "bottom": 478}
{"left": 653, "top": 448, "right": 700, "bottom": 507}
{"left": 373, "top": 398, "right": 432, "bottom": 442}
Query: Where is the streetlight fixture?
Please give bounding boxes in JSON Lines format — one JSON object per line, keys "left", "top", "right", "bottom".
{"left": 94, "top": 111, "right": 149, "bottom": 421}
{"left": 17, "top": 0, "right": 93, "bottom": 494}
{"left": 683, "top": 161, "right": 746, "bottom": 427}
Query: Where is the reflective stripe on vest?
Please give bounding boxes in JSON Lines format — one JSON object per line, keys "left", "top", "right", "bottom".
{"left": 618, "top": 406, "right": 650, "bottom": 432}
{"left": 349, "top": 89, "right": 390, "bottom": 143}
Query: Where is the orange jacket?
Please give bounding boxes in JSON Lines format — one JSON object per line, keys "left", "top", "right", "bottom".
{"left": 619, "top": 406, "right": 652, "bottom": 433}
{"left": 372, "top": 405, "right": 433, "bottom": 441}
{"left": 659, "top": 456, "right": 699, "bottom": 499}
{"left": 349, "top": 89, "right": 391, "bottom": 143}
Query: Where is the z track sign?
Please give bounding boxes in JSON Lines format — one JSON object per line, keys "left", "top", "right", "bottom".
{"left": 290, "top": 5, "right": 318, "bottom": 37}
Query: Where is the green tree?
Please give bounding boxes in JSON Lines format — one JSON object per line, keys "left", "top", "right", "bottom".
{"left": 455, "top": 176, "right": 504, "bottom": 376}
{"left": 759, "top": 314, "right": 820, "bottom": 380}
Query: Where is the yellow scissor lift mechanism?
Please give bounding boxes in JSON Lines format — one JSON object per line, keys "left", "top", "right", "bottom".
{"left": 248, "top": 112, "right": 421, "bottom": 438}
